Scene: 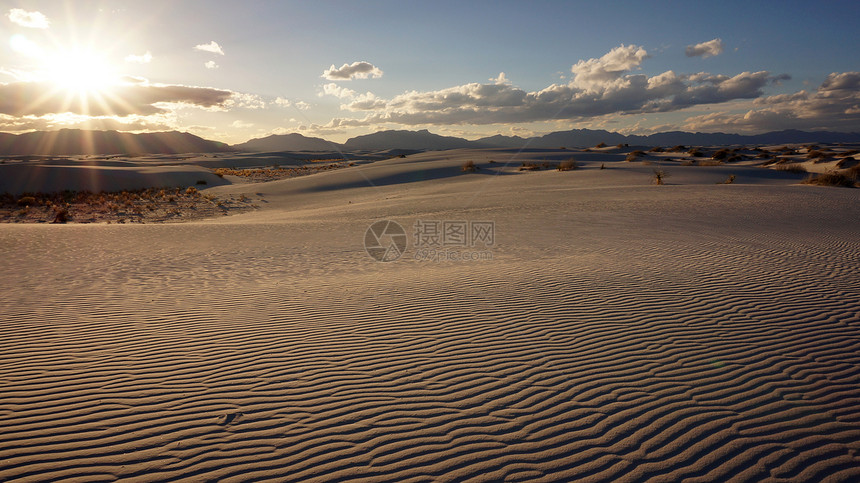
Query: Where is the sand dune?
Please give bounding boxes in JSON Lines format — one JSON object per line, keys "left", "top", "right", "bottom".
{"left": 2, "top": 147, "right": 860, "bottom": 481}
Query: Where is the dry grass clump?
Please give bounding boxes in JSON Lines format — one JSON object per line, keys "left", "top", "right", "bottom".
{"left": 519, "top": 162, "right": 542, "bottom": 171}
{"left": 212, "top": 163, "right": 343, "bottom": 182}
{"left": 803, "top": 170, "right": 857, "bottom": 188}
{"left": 557, "top": 159, "right": 577, "bottom": 171}
{"left": 776, "top": 163, "right": 807, "bottom": 174}
{"left": 648, "top": 146, "right": 664, "bottom": 153}
{"left": 806, "top": 150, "right": 827, "bottom": 160}
{"left": 595, "top": 142, "right": 607, "bottom": 148}
{"left": 720, "top": 174, "right": 736, "bottom": 184}
{"left": 625, "top": 150, "right": 646, "bottom": 162}
{"left": 669, "top": 145, "right": 687, "bottom": 152}
{"left": 461, "top": 160, "right": 478, "bottom": 172}
{"left": 652, "top": 169, "right": 669, "bottom": 185}
{"left": 712, "top": 149, "right": 730, "bottom": 160}
{"left": 687, "top": 148, "right": 704, "bottom": 157}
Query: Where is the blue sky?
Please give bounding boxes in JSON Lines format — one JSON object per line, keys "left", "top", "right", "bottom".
{"left": 2, "top": 0, "right": 859, "bottom": 143}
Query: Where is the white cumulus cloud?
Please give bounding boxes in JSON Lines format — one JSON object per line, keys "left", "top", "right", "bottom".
{"left": 686, "top": 38, "right": 724, "bottom": 58}
{"left": 7, "top": 9, "right": 49, "bottom": 29}
{"left": 322, "top": 61, "right": 383, "bottom": 80}
{"left": 195, "top": 41, "right": 225, "bottom": 55}
{"left": 125, "top": 51, "right": 152, "bottom": 64}
{"left": 204, "top": 60, "right": 219, "bottom": 69}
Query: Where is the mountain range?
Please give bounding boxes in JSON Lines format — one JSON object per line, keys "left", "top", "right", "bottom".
{"left": 234, "top": 128, "right": 860, "bottom": 153}
{"left": 2, "top": 128, "right": 860, "bottom": 156}
{"left": 0, "top": 129, "right": 231, "bottom": 156}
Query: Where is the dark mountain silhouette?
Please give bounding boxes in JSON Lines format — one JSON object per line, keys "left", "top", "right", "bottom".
{"left": 237, "top": 128, "right": 860, "bottom": 152}
{"left": 341, "top": 129, "right": 489, "bottom": 151}
{"left": 232, "top": 133, "right": 341, "bottom": 152}
{"left": 0, "top": 129, "right": 232, "bottom": 155}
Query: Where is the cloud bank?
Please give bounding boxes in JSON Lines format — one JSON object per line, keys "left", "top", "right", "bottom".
{"left": 686, "top": 38, "right": 724, "bottom": 58}
{"left": 317, "top": 45, "right": 789, "bottom": 129}
{"left": 0, "top": 80, "right": 236, "bottom": 117}
{"left": 322, "top": 61, "right": 383, "bottom": 80}
{"left": 7, "top": 9, "right": 50, "bottom": 29}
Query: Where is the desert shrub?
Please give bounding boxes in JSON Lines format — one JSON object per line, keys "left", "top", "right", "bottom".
{"left": 52, "top": 208, "right": 69, "bottom": 223}
{"left": 670, "top": 145, "right": 686, "bottom": 152}
{"left": 720, "top": 174, "right": 736, "bottom": 184}
{"left": 185, "top": 186, "right": 198, "bottom": 195}
{"left": 596, "top": 142, "right": 607, "bottom": 148}
{"left": 687, "top": 148, "right": 704, "bottom": 157}
{"left": 648, "top": 146, "right": 664, "bottom": 152}
{"left": 541, "top": 161, "right": 553, "bottom": 169}
{"left": 806, "top": 150, "right": 826, "bottom": 159}
{"left": 557, "top": 159, "right": 577, "bottom": 171}
{"left": 625, "top": 154, "right": 638, "bottom": 162}
{"left": 461, "top": 160, "right": 478, "bottom": 172}
{"left": 803, "top": 171, "right": 856, "bottom": 188}
{"left": 712, "top": 149, "right": 730, "bottom": 160}
{"left": 519, "top": 162, "right": 541, "bottom": 171}
{"left": 776, "top": 163, "right": 807, "bottom": 174}
{"left": 727, "top": 155, "right": 744, "bottom": 162}
{"left": 17, "top": 196, "right": 36, "bottom": 206}
{"left": 652, "top": 169, "right": 669, "bottom": 185}
{"left": 600, "top": 163, "right": 606, "bottom": 170}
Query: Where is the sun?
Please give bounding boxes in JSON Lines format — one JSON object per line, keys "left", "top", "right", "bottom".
{"left": 44, "top": 49, "right": 117, "bottom": 93}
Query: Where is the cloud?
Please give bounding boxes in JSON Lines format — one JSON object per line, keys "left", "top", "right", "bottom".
{"left": 125, "top": 51, "right": 152, "bottom": 64}
{"left": 570, "top": 44, "right": 649, "bottom": 91}
{"left": 683, "top": 71, "right": 860, "bottom": 132}
{"left": 194, "top": 41, "right": 225, "bottom": 55}
{"left": 231, "top": 120, "right": 254, "bottom": 128}
{"left": 274, "top": 97, "right": 310, "bottom": 110}
{"left": 310, "top": 45, "right": 788, "bottom": 130}
{"left": 0, "top": 80, "right": 236, "bottom": 117}
{"left": 204, "top": 60, "right": 219, "bottom": 69}
{"left": 686, "top": 38, "right": 724, "bottom": 58}
{"left": 7, "top": 9, "right": 50, "bottom": 29}
{"left": 322, "top": 61, "right": 383, "bottom": 80}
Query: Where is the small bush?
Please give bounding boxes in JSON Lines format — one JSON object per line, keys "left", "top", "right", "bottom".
{"left": 557, "top": 159, "right": 577, "bottom": 171}
{"left": 52, "top": 208, "right": 69, "bottom": 223}
{"left": 648, "top": 146, "right": 664, "bottom": 152}
{"left": 669, "top": 145, "right": 687, "bottom": 152}
{"left": 712, "top": 149, "right": 730, "bottom": 160}
{"left": 720, "top": 174, "right": 736, "bottom": 184}
{"left": 652, "top": 169, "right": 669, "bottom": 185}
{"left": 806, "top": 150, "right": 826, "bottom": 159}
{"left": 185, "top": 186, "right": 198, "bottom": 195}
{"left": 17, "top": 196, "right": 36, "bottom": 206}
{"left": 803, "top": 171, "right": 856, "bottom": 188}
{"left": 461, "top": 160, "right": 478, "bottom": 172}
{"left": 519, "top": 162, "right": 541, "bottom": 171}
{"left": 600, "top": 163, "right": 606, "bottom": 170}
{"left": 688, "top": 148, "right": 704, "bottom": 157}
{"left": 595, "top": 142, "right": 607, "bottom": 148}
{"left": 776, "top": 163, "right": 807, "bottom": 174}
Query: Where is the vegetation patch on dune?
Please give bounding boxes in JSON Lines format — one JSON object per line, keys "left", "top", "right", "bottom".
{"left": 1, "top": 187, "right": 258, "bottom": 224}
{"left": 213, "top": 163, "right": 344, "bottom": 182}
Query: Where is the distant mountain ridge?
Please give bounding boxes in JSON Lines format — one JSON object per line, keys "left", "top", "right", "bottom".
{"left": 3, "top": 127, "right": 860, "bottom": 156}
{"left": 0, "top": 129, "right": 232, "bottom": 155}
{"left": 234, "top": 128, "right": 860, "bottom": 152}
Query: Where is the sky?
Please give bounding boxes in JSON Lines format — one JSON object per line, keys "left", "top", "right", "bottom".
{"left": 1, "top": 0, "right": 859, "bottom": 144}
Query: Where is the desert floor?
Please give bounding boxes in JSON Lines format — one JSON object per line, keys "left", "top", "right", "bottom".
{"left": 2, "top": 146, "right": 860, "bottom": 481}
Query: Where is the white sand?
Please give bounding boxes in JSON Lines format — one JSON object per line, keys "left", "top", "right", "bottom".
{"left": 2, "top": 148, "right": 860, "bottom": 481}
